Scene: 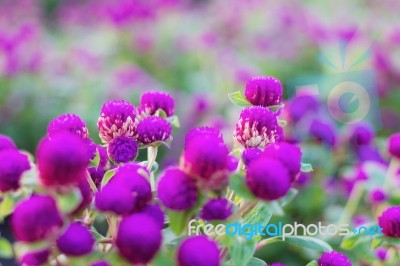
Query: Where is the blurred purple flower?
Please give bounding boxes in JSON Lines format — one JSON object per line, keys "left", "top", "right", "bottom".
{"left": 378, "top": 206, "right": 400, "bottom": 237}
{"left": 56, "top": 222, "right": 95, "bottom": 256}
{"left": 0, "top": 134, "right": 17, "bottom": 151}
{"left": 47, "top": 113, "right": 89, "bottom": 139}
{"left": 177, "top": 236, "right": 220, "bottom": 266}
{"left": 0, "top": 149, "right": 30, "bottom": 192}
{"left": 317, "top": 251, "right": 352, "bottom": 266}
{"left": 200, "top": 198, "right": 233, "bottom": 221}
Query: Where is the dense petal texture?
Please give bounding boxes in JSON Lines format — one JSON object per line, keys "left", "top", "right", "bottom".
{"left": 97, "top": 100, "right": 136, "bottom": 143}
{"left": 56, "top": 222, "right": 94, "bottom": 256}
{"left": 378, "top": 206, "right": 400, "bottom": 237}
{"left": 317, "top": 251, "right": 352, "bottom": 266}
{"left": 47, "top": 113, "right": 88, "bottom": 139}
{"left": 140, "top": 90, "right": 175, "bottom": 117}
{"left": 136, "top": 116, "right": 172, "bottom": 145}
{"left": 177, "top": 236, "right": 220, "bottom": 266}
{"left": 116, "top": 214, "right": 162, "bottom": 264}
{"left": 244, "top": 76, "right": 282, "bottom": 107}
{"left": 107, "top": 136, "right": 138, "bottom": 163}
{"left": 36, "top": 132, "right": 89, "bottom": 187}
{"left": 11, "top": 195, "right": 63, "bottom": 242}
{"left": 200, "top": 198, "right": 233, "bottom": 221}
{"left": 246, "top": 157, "right": 291, "bottom": 200}
{"left": 0, "top": 149, "right": 30, "bottom": 191}
{"left": 233, "top": 106, "right": 283, "bottom": 148}
{"left": 157, "top": 168, "right": 197, "bottom": 211}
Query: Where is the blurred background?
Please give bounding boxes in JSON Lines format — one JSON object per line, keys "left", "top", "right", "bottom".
{"left": 1, "top": 0, "right": 400, "bottom": 264}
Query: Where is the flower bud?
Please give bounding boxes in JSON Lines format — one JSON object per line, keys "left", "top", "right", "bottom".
{"left": 136, "top": 116, "right": 172, "bottom": 145}
{"left": 139, "top": 91, "right": 175, "bottom": 117}
{"left": 0, "top": 149, "right": 30, "bottom": 192}
{"left": 177, "top": 236, "right": 220, "bottom": 266}
{"left": 388, "top": 133, "right": 400, "bottom": 159}
{"left": 47, "top": 113, "right": 88, "bottom": 139}
{"left": 200, "top": 198, "right": 233, "bottom": 221}
{"left": 244, "top": 76, "right": 282, "bottom": 107}
{"left": 56, "top": 222, "right": 94, "bottom": 256}
{"left": 317, "top": 251, "right": 352, "bottom": 266}
{"left": 107, "top": 136, "right": 138, "bottom": 163}
{"left": 378, "top": 206, "right": 400, "bottom": 237}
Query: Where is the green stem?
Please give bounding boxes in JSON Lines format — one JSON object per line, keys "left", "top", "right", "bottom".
{"left": 147, "top": 146, "right": 158, "bottom": 191}
{"left": 338, "top": 182, "right": 364, "bottom": 225}
{"left": 86, "top": 172, "right": 98, "bottom": 193}
{"left": 255, "top": 236, "right": 280, "bottom": 251}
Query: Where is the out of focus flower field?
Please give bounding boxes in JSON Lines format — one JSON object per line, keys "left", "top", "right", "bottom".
{"left": 1, "top": 0, "right": 400, "bottom": 265}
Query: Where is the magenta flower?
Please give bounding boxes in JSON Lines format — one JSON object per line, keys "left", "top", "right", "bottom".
{"left": 139, "top": 90, "right": 175, "bottom": 117}
{"left": 348, "top": 123, "right": 375, "bottom": 148}
{"left": 242, "top": 148, "right": 262, "bottom": 166}
{"left": 95, "top": 163, "right": 152, "bottom": 215}
{"left": 91, "top": 261, "right": 109, "bottom": 266}
{"left": 71, "top": 179, "right": 94, "bottom": 216}
{"left": 141, "top": 204, "right": 165, "bottom": 228}
{"left": 19, "top": 249, "right": 50, "bottom": 266}
{"left": 378, "top": 206, "right": 400, "bottom": 237}
{"left": 309, "top": 118, "right": 336, "bottom": 147}
{"left": 200, "top": 198, "right": 233, "bottom": 221}
{"left": 0, "top": 134, "right": 17, "bottom": 151}
{"left": 262, "top": 142, "right": 302, "bottom": 181}
{"left": 271, "top": 263, "right": 286, "bottom": 266}
{"left": 0, "top": 149, "right": 30, "bottom": 192}
{"left": 375, "top": 247, "right": 387, "bottom": 261}
{"left": 157, "top": 168, "right": 197, "bottom": 211}
{"left": 244, "top": 76, "right": 282, "bottom": 107}
{"left": 56, "top": 222, "right": 94, "bottom": 256}
{"left": 97, "top": 100, "right": 136, "bottom": 143}
{"left": 388, "top": 133, "right": 400, "bottom": 159}
{"left": 287, "top": 95, "right": 320, "bottom": 123}
{"left": 233, "top": 106, "right": 283, "bottom": 148}
{"left": 88, "top": 167, "right": 105, "bottom": 188}
{"left": 177, "top": 236, "right": 220, "bottom": 266}
{"left": 47, "top": 113, "right": 89, "bottom": 139}
{"left": 184, "top": 127, "right": 224, "bottom": 149}
{"left": 246, "top": 157, "right": 291, "bottom": 200}
{"left": 317, "top": 251, "right": 352, "bottom": 266}
{"left": 136, "top": 116, "right": 172, "bottom": 145}
{"left": 369, "top": 188, "right": 387, "bottom": 205}
{"left": 36, "top": 132, "right": 89, "bottom": 187}
{"left": 107, "top": 136, "right": 138, "bottom": 163}
{"left": 11, "top": 195, "right": 63, "bottom": 242}
{"left": 116, "top": 214, "right": 162, "bottom": 264}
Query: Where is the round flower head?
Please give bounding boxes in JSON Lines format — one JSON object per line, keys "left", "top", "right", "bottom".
{"left": 0, "top": 134, "right": 17, "bottom": 151}
{"left": 317, "top": 251, "right": 352, "bottom": 266}
{"left": 184, "top": 127, "right": 223, "bottom": 149}
{"left": 244, "top": 76, "right": 282, "bottom": 107}
{"left": 47, "top": 113, "right": 89, "bottom": 139}
{"left": 0, "top": 149, "right": 30, "bottom": 192}
{"left": 91, "top": 261, "right": 109, "bottom": 266}
{"left": 233, "top": 106, "right": 283, "bottom": 148}
{"left": 356, "top": 145, "right": 385, "bottom": 164}
{"left": 262, "top": 142, "right": 302, "bottom": 181}
{"left": 348, "top": 123, "right": 375, "bottom": 148}
{"left": 157, "top": 168, "right": 197, "bottom": 211}
{"left": 246, "top": 157, "right": 291, "bottom": 200}
{"left": 107, "top": 136, "right": 138, "bottom": 163}
{"left": 141, "top": 204, "right": 165, "bottom": 228}
{"left": 136, "top": 116, "right": 172, "bottom": 145}
{"left": 11, "top": 195, "right": 63, "bottom": 242}
{"left": 309, "top": 118, "right": 336, "bottom": 147}
{"left": 242, "top": 148, "right": 262, "bottom": 166}
{"left": 177, "top": 236, "right": 220, "bottom": 266}
{"left": 97, "top": 100, "right": 136, "bottom": 143}
{"left": 388, "top": 133, "right": 400, "bottom": 159}
{"left": 19, "top": 249, "right": 50, "bottom": 266}
{"left": 378, "top": 206, "right": 400, "bottom": 237}
{"left": 140, "top": 91, "right": 175, "bottom": 117}
{"left": 56, "top": 222, "right": 94, "bottom": 256}
{"left": 95, "top": 163, "right": 152, "bottom": 215}
{"left": 200, "top": 198, "right": 233, "bottom": 221}
{"left": 369, "top": 188, "right": 387, "bottom": 205}
{"left": 36, "top": 132, "right": 89, "bottom": 187}
{"left": 287, "top": 95, "right": 320, "bottom": 123}
{"left": 375, "top": 247, "right": 387, "bottom": 261}
{"left": 116, "top": 213, "right": 162, "bottom": 264}
{"left": 271, "top": 263, "right": 286, "bottom": 266}
{"left": 183, "top": 135, "right": 230, "bottom": 189}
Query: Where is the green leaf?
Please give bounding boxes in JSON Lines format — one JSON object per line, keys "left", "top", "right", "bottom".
{"left": 230, "top": 174, "right": 255, "bottom": 200}
{"left": 278, "top": 188, "right": 298, "bottom": 207}
{"left": 305, "top": 260, "right": 318, "bottom": 266}
{"left": 167, "top": 115, "right": 180, "bottom": 128}
{"left": 101, "top": 169, "right": 116, "bottom": 188}
{"left": 140, "top": 161, "right": 159, "bottom": 172}
{"left": 301, "top": 163, "right": 313, "bottom": 173}
{"left": 267, "top": 201, "right": 284, "bottom": 216}
{"left": 268, "top": 103, "right": 285, "bottom": 112}
{"left": 90, "top": 149, "right": 100, "bottom": 167}
{"left": 384, "top": 236, "right": 400, "bottom": 246}
{"left": 167, "top": 210, "right": 192, "bottom": 235}
{"left": 340, "top": 233, "right": 360, "bottom": 249}
{"left": 152, "top": 250, "right": 175, "bottom": 266}
{"left": 228, "top": 91, "right": 252, "bottom": 107}
{"left": 246, "top": 257, "right": 267, "bottom": 266}
{"left": 90, "top": 226, "right": 104, "bottom": 242}
{"left": 156, "top": 109, "right": 168, "bottom": 118}
{"left": 229, "top": 237, "right": 256, "bottom": 266}
{"left": 371, "top": 236, "right": 384, "bottom": 249}
{"left": 284, "top": 236, "right": 332, "bottom": 252}
{"left": 56, "top": 189, "right": 82, "bottom": 213}
{"left": 244, "top": 203, "right": 272, "bottom": 228}
{"left": 277, "top": 119, "right": 287, "bottom": 127}
{"left": 0, "top": 238, "right": 13, "bottom": 259}
{"left": 0, "top": 195, "right": 14, "bottom": 220}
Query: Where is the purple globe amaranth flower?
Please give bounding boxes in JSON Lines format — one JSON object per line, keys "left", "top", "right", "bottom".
{"left": 157, "top": 168, "right": 197, "bottom": 211}
{"left": 261, "top": 142, "right": 302, "bottom": 182}
{"left": 19, "top": 249, "right": 50, "bottom": 266}
{"left": 233, "top": 106, "right": 283, "bottom": 148}
{"left": 378, "top": 206, "right": 400, "bottom": 237}
{"left": 91, "top": 261, "right": 110, "bottom": 266}
{"left": 348, "top": 123, "right": 375, "bottom": 148}
{"left": 309, "top": 118, "right": 336, "bottom": 147}
{"left": 71, "top": 179, "right": 94, "bottom": 216}
{"left": 244, "top": 76, "right": 282, "bottom": 107}
{"left": 136, "top": 116, "right": 172, "bottom": 145}
{"left": 375, "top": 247, "right": 388, "bottom": 261}
{"left": 356, "top": 145, "right": 386, "bottom": 164}
{"left": 287, "top": 95, "right": 320, "bottom": 123}
{"left": 183, "top": 135, "right": 230, "bottom": 190}
{"left": 36, "top": 132, "right": 89, "bottom": 188}
{"left": 369, "top": 188, "right": 387, "bottom": 205}
{"left": 294, "top": 172, "right": 311, "bottom": 187}
{"left": 56, "top": 222, "right": 94, "bottom": 256}
{"left": 246, "top": 157, "right": 291, "bottom": 200}
{"left": 107, "top": 136, "right": 138, "bottom": 163}
{"left": 200, "top": 198, "right": 233, "bottom": 221}
{"left": 184, "top": 127, "right": 224, "bottom": 149}
{"left": 0, "top": 134, "right": 17, "bottom": 151}
{"left": 116, "top": 213, "right": 162, "bottom": 264}
{"left": 177, "top": 236, "right": 220, "bottom": 266}
{"left": 388, "top": 133, "right": 400, "bottom": 159}
{"left": 88, "top": 167, "right": 105, "bottom": 188}
{"left": 95, "top": 163, "right": 152, "bottom": 215}
{"left": 97, "top": 100, "right": 136, "bottom": 143}
{"left": 317, "top": 251, "right": 352, "bottom": 266}
{"left": 271, "top": 263, "right": 286, "bottom": 266}
{"left": 141, "top": 204, "right": 165, "bottom": 228}
{"left": 0, "top": 149, "right": 30, "bottom": 192}
{"left": 11, "top": 195, "right": 63, "bottom": 242}
{"left": 139, "top": 90, "right": 175, "bottom": 117}
{"left": 242, "top": 148, "right": 262, "bottom": 166}
{"left": 47, "top": 113, "right": 89, "bottom": 139}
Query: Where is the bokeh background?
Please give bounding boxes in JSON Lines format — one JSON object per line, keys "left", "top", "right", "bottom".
{"left": 1, "top": 0, "right": 400, "bottom": 265}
